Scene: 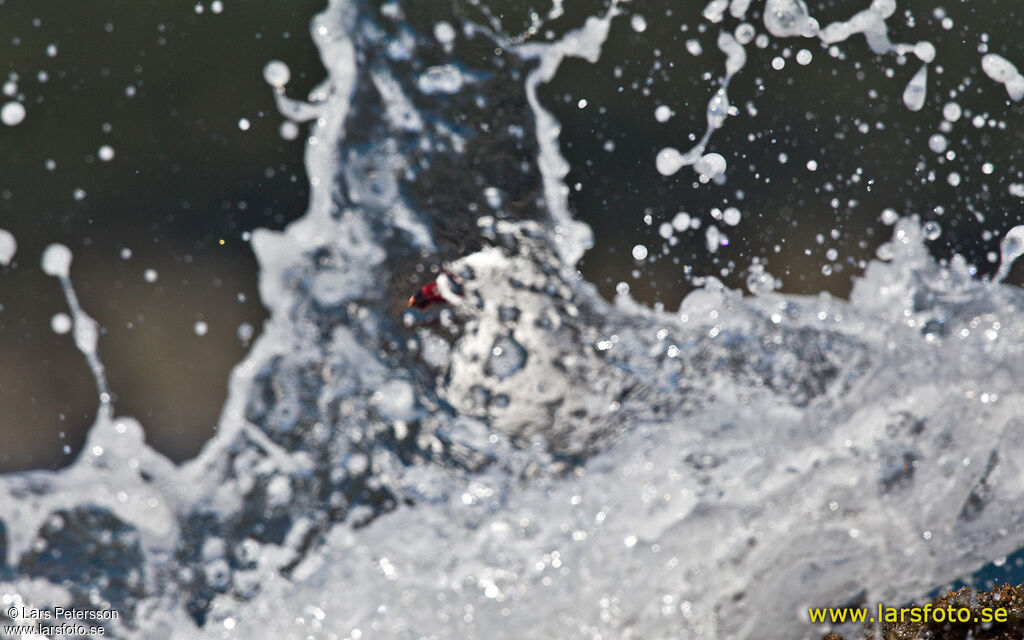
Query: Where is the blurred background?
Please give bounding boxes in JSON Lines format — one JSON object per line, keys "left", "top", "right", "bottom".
{"left": 1, "top": 0, "right": 1022, "bottom": 472}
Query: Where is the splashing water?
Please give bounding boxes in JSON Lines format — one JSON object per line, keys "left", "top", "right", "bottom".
{"left": 3, "top": 1, "right": 1024, "bottom": 639}
{"left": 993, "top": 226, "right": 1024, "bottom": 284}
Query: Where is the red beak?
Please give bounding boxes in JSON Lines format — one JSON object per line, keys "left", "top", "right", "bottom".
{"left": 408, "top": 280, "right": 447, "bottom": 309}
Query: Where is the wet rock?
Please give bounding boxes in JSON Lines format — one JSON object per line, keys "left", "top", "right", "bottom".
{"left": 823, "top": 583, "right": 1024, "bottom": 639}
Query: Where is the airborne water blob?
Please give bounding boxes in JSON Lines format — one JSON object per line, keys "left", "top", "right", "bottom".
{"left": 1, "top": 101, "right": 26, "bottom": 126}
{"left": 993, "top": 226, "right": 1024, "bottom": 283}
{"left": 51, "top": 312, "right": 72, "bottom": 334}
{"left": 763, "top": 0, "right": 817, "bottom": 37}
{"left": 0, "top": 228, "right": 16, "bottom": 266}
{"left": 41, "top": 243, "right": 72, "bottom": 277}
{"left": 262, "top": 60, "right": 291, "bottom": 88}
{"left": 902, "top": 64, "right": 928, "bottom": 112}
{"left": 694, "top": 152, "right": 727, "bottom": 183}
{"left": 279, "top": 121, "right": 300, "bottom": 140}
{"left": 981, "top": 53, "right": 1024, "bottom": 101}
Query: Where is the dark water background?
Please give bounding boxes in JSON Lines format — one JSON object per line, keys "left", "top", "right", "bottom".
{"left": 0, "top": 0, "right": 324, "bottom": 470}
{"left": 1, "top": 0, "right": 1022, "bottom": 487}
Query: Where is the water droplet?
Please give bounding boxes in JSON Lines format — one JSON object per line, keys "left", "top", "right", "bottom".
{"left": 51, "top": 312, "right": 72, "bottom": 334}
{"left": 279, "top": 121, "right": 300, "bottom": 140}
{"left": 994, "top": 226, "right": 1024, "bottom": 283}
{"left": 263, "top": 60, "right": 291, "bottom": 88}
{"left": 1, "top": 101, "right": 26, "bottom": 126}
{"left": 902, "top": 64, "right": 928, "bottom": 112}
{"left": 0, "top": 228, "right": 16, "bottom": 266}
{"left": 41, "top": 244, "right": 72, "bottom": 277}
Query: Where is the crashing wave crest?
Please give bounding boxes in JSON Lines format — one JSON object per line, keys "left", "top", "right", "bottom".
{"left": 3, "top": 1, "right": 1024, "bottom": 638}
